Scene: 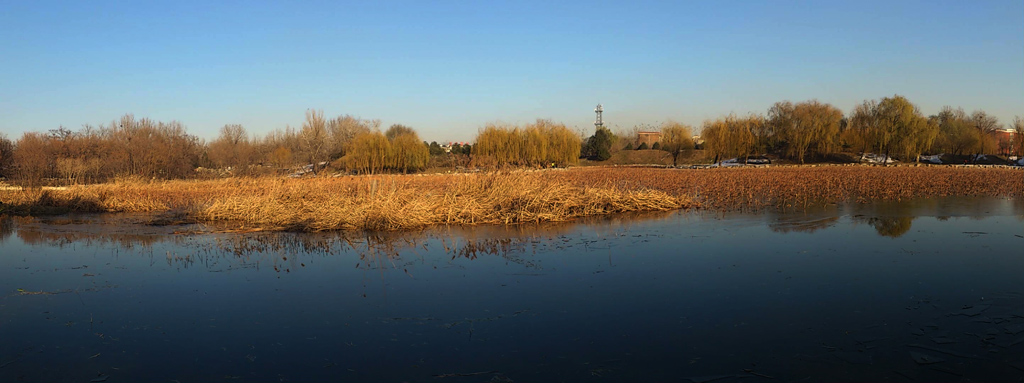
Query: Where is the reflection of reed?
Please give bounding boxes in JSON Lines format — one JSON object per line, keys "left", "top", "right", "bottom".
{"left": 769, "top": 216, "right": 840, "bottom": 234}
{"left": 192, "top": 229, "right": 558, "bottom": 273}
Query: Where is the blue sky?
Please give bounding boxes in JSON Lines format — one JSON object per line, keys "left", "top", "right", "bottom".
{"left": 2, "top": 0, "right": 1021, "bottom": 142}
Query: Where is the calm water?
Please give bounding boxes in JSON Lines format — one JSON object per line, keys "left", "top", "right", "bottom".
{"left": 2, "top": 197, "right": 1023, "bottom": 382}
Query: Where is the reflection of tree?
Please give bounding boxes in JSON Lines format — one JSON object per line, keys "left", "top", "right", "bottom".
{"left": 854, "top": 216, "right": 914, "bottom": 238}
{"left": 6, "top": 215, "right": 168, "bottom": 248}
{"left": 1013, "top": 197, "right": 1024, "bottom": 222}
{"left": 769, "top": 216, "right": 839, "bottom": 234}
{"left": 0, "top": 216, "right": 13, "bottom": 243}
{"left": 16, "top": 226, "right": 165, "bottom": 248}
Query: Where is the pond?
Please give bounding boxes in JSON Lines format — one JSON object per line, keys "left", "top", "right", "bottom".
{"left": 1, "top": 197, "right": 1023, "bottom": 382}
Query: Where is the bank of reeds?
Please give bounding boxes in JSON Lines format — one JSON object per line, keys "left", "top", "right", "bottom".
{"left": 1, "top": 166, "right": 1020, "bottom": 231}
{"left": 563, "top": 166, "right": 1023, "bottom": 211}
{"left": 0, "top": 172, "right": 688, "bottom": 231}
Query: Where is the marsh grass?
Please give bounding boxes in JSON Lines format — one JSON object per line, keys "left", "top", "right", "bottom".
{"left": 566, "top": 166, "right": 1024, "bottom": 211}
{"left": 1, "top": 166, "right": 1020, "bottom": 231}
{"left": 0, "top": 171, "right": 688, "bottom": 231}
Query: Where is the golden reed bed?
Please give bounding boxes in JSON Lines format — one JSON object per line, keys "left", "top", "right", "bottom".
{"left": 0, "top": 166, "right": 1020, "bottom": 231}
{"left": 563, "top": 166, "right": 1023, "bottom": 211}
{"left": 0, "top": 171, "right": 687, "bottom": 231}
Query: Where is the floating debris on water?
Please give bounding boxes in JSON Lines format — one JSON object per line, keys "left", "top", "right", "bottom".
{"left": 955, "top": 304, "right": 991, "bottom": 317}
{"left": 910, "top": 351, "right": 945, "bottom": 365}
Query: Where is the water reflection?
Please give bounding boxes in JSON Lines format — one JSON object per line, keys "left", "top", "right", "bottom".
{"left": 0, "top": 215, "right": 177, "bottom": 248}
{"left": 769, "top": 216, "right": 840, "bottom": 234}
{"left": 861, "top": 216, "right": 914, "bottom": 237}
{"left": 3, "top": 197, "right": 1024, "bottom": 382}
{"left": 0, "top": 215, "right": 13, "bottom": 243}
{"left": 2, "top": 197, "right": 1021, "bottom": 252}
{"left": 763, "top": 197, "right": 1023, "bottom": 238}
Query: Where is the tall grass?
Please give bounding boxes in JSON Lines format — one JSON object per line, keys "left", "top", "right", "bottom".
{"left": 0, "top": 172, "right": 688, "bottom": 231}
{"left": 566, "top": 166, "right": 1024, "bottom": 211}
{"left": 2, "top": 166, "right": 1020, "bottom": 231}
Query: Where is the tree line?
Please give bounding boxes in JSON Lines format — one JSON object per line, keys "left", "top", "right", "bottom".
{"left": 1, "top": 96, "right": 1021, "bottom": 185}
{"left": 698, "top": 95, "right": 1022, "bottom": 164}
{"left": 0, "top": 110, "right": 451, "bottom": 184}
{"left": 0, "top": 115, "right": 201, "bottom": 186}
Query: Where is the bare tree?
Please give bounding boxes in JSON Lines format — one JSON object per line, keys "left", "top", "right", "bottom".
{"left": 970, "top": 110, "right": 1000, "bottom": 161}
{"left": 1013, "top": 117, "right": 1024, "bottom": 158}
{"left": 932, "top": 107, "right": 976, "bottom": 156}
{"left": 301, "top": 109, "right": 328, "bottom": 174}
{"left": 327, "top": 115, "right": 376, "bottom": 159}
{"left": 385, "top": 124, "right": 415, "bottom": 140}
{"left": 0, "top": 134, "right": 14, "bottom": 179}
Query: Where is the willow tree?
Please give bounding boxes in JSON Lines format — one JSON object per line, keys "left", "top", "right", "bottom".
{"left": 895, "top": 113, "right": 938, "bottom": 164}
{"left": 769, "top": 100, "right": 842, "bottom": 163}
{"left": 875, "top": 95, "right": 931, "bottom": 164}
{"left": 388, "top": 130, "right": 429, "bottom": 173}
{"left": 733, "top": 115, "right": 762, "bottom": 163}
{"left": 345, "top": 131, "right": 390, "bottom": 174}
{"left": 701, "top": 115, "right": 756, "bottom": 163}
{"left": 545, "top": 122, "right": 582, "bottom": 166}
{"left": 846, "top": 100, "right": 880, "bottom": 155}
{"left": 474, "top": 124, "right": 515, "bottom": 165}
{"left": 341, "top": 125, "right": 429, "bottom": 174}
{"left": 660, "top": 121, "right": 694, "bottom": 166}
{"left": 473, "top": 120, "right": 580, "bottom": 167}
{"left": 523, "top": 124, "right": 550, "bottom": 165}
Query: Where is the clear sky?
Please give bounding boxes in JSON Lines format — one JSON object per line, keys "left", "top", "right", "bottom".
{"left": 2, "top": 0, "right": 1021, "bottom": 142}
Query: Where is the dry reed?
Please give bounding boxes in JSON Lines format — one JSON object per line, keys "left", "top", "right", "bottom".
{"left": 1, "top": 166, "right": 1020, "bottom": 231}
{"left": 0, "top": 171, "right": 688, "bottom": 231}
{"left": 564, "top": 166, "right": 1023, "bottom": 211}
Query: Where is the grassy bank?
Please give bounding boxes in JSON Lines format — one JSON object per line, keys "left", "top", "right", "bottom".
{"left": 1, "top": 166, "right": 1020, "bottom": 231}
{"left": 0, "top": 172, "right": 688, "bottom": 231}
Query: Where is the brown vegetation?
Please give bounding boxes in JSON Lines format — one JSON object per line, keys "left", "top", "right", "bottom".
{"left": 566, "top": 166, "right": 1023, "bottom": 211}
{"left": 2, "top": 166, "right": 1020, "bottom": 232}
{"left": 0, "top": 171, "right": 688, "bottom": 231}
